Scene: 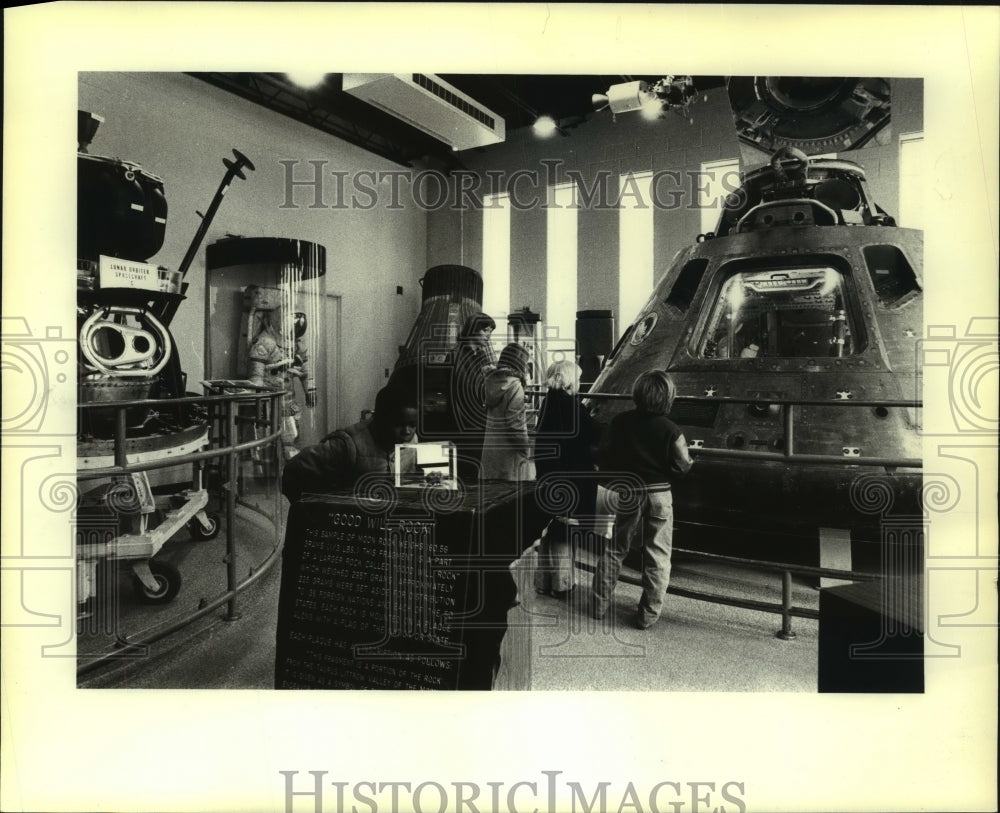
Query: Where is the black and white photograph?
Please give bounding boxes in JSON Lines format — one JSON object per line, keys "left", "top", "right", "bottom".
{"left": 2, "top": 4, "right": 997, "bottom": 812}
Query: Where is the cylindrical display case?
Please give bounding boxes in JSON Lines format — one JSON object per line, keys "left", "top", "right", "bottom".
{"left": 205, "top": 237, "right": 327, "bottom": 457}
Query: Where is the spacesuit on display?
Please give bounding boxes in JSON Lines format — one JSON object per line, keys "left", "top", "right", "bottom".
{"left": 248, "top": 303, "right": 317, "bottom": 459}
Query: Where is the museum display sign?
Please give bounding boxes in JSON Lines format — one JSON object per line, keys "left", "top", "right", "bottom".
{"left": 275, "top": 482, "right": 525, "bottom": 690}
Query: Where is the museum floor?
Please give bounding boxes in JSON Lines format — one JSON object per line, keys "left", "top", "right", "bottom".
{"left": 79, "top": 506, "right": 820, "bottom": 692}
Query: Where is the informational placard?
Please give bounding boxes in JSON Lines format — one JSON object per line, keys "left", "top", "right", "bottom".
{"left": 98, "top": 254, "right": 161, "bottom": 291}
{"left": 275, "top": 482, "right": 524, "bottom": 690}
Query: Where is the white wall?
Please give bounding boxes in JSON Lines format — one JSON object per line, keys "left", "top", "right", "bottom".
{"left": 78, "top": 72, "right": 428, "bottom": 427}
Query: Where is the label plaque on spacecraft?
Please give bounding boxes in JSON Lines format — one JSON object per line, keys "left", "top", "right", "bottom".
{"left": 274, "top": 483, "right": 523, "bottom": 690}
{"left": 98, "top": 255, "right": 161, "bottom": 291}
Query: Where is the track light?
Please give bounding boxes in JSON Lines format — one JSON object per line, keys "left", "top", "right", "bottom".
{"left": 640, "top": 98, "right": 664, "bottom": 120}
{"left": 285, "top": 71, "right": 328, "bottom": 89}
{"left": 533, "top": 115, "right": 559, "bottom": 136}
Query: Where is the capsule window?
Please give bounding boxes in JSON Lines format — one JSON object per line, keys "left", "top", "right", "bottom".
{"left": 606, "top": 322, "right": 636, "bottom": 363}
{"left": 664, "top": 259, "right": 708, "bottom": 315}
{"left": 863, "top": 245, "right": 921, "bottom": 307}
{"left": 698, "top": 265, "right": 858, "bottom": 358}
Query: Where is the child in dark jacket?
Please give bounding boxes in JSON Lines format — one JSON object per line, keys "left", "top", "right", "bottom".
{"left": 591, "top": 370, "right": 694, "bottom": 629}
{"left": 281, "top": 383, "right": 418, "bottom": 503}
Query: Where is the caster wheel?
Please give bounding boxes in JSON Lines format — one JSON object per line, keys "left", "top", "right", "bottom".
{"left": 187, "top": 513, "right": 221, "bottom": 541}
{"left": 132, "top": 559, "right": 182, "bottom": 604}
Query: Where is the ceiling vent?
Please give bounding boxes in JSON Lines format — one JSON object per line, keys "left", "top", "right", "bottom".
{"left": 342, "top": 74, "right": 505, "bottom": 151}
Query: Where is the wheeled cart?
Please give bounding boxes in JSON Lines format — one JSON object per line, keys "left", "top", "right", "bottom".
{"left": 76, "top": 424, "right": 220, "bottom": 607}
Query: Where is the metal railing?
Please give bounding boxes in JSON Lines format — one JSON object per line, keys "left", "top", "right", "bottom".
{"left": 76, "top": 388, "right": 286, "bottom": 676}
{"left": 528, "top": 388, "right": 921, "bottom": 637}
{"left": 574, "top": 544, "right": 877, "bottom": 640}
{"left": 527, "top": 388, "right": 923, "bottom": 470}
{"left": 75, "top": 387, "right": 922, "bottom": 674}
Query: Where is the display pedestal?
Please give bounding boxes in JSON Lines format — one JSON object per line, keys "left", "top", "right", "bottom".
{"left": 275, "top": 482, "right": 529, "bottom": 690}
{"left": 818, "top": 578, "right": 924, "bottom": 693}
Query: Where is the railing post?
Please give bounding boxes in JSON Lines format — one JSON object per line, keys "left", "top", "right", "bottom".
{"left": 114, "top": 406, "right": 128, "bottom": 469}
{"left": 776, "top": 569, "right": 797, "bottom": 640}
{"left": 270, "top": 392, "right": 284, "bottom": 540}
{"left": 783, "top": 403, "right": 794, "bottom": 457}
{"left": 224, "top": 396, "right": 241, "bottom": 621}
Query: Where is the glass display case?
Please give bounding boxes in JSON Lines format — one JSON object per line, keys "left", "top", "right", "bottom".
{"left": 205, "top": 237, "right": 328, "bottom": 495}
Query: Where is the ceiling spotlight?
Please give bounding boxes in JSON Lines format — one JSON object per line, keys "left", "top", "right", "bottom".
{"left": 533, "top": 115, "right": 558, "bottom": 136}
{"left": 285, "top": 71, "right": 328, "bottom": 89}
{"left": 592, "top": 93, "right": 610, "bottom": 112}
{"left": 640, "top": 98, "right": 664, "bottom": 120}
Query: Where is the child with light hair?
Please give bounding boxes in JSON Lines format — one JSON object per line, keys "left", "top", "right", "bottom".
{"left": 544, "top": 358, "right": 580, "bottom": 392}
{"left": 531, "top": 358, "right": 601, "bottom": 597}
{"left": 592, "top": 369, "right": 694, "bottom": 628}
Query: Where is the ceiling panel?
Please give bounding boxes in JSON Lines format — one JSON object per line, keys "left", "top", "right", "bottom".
{"left": 189, "top": 72, "right": 727, "bottom": 168}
